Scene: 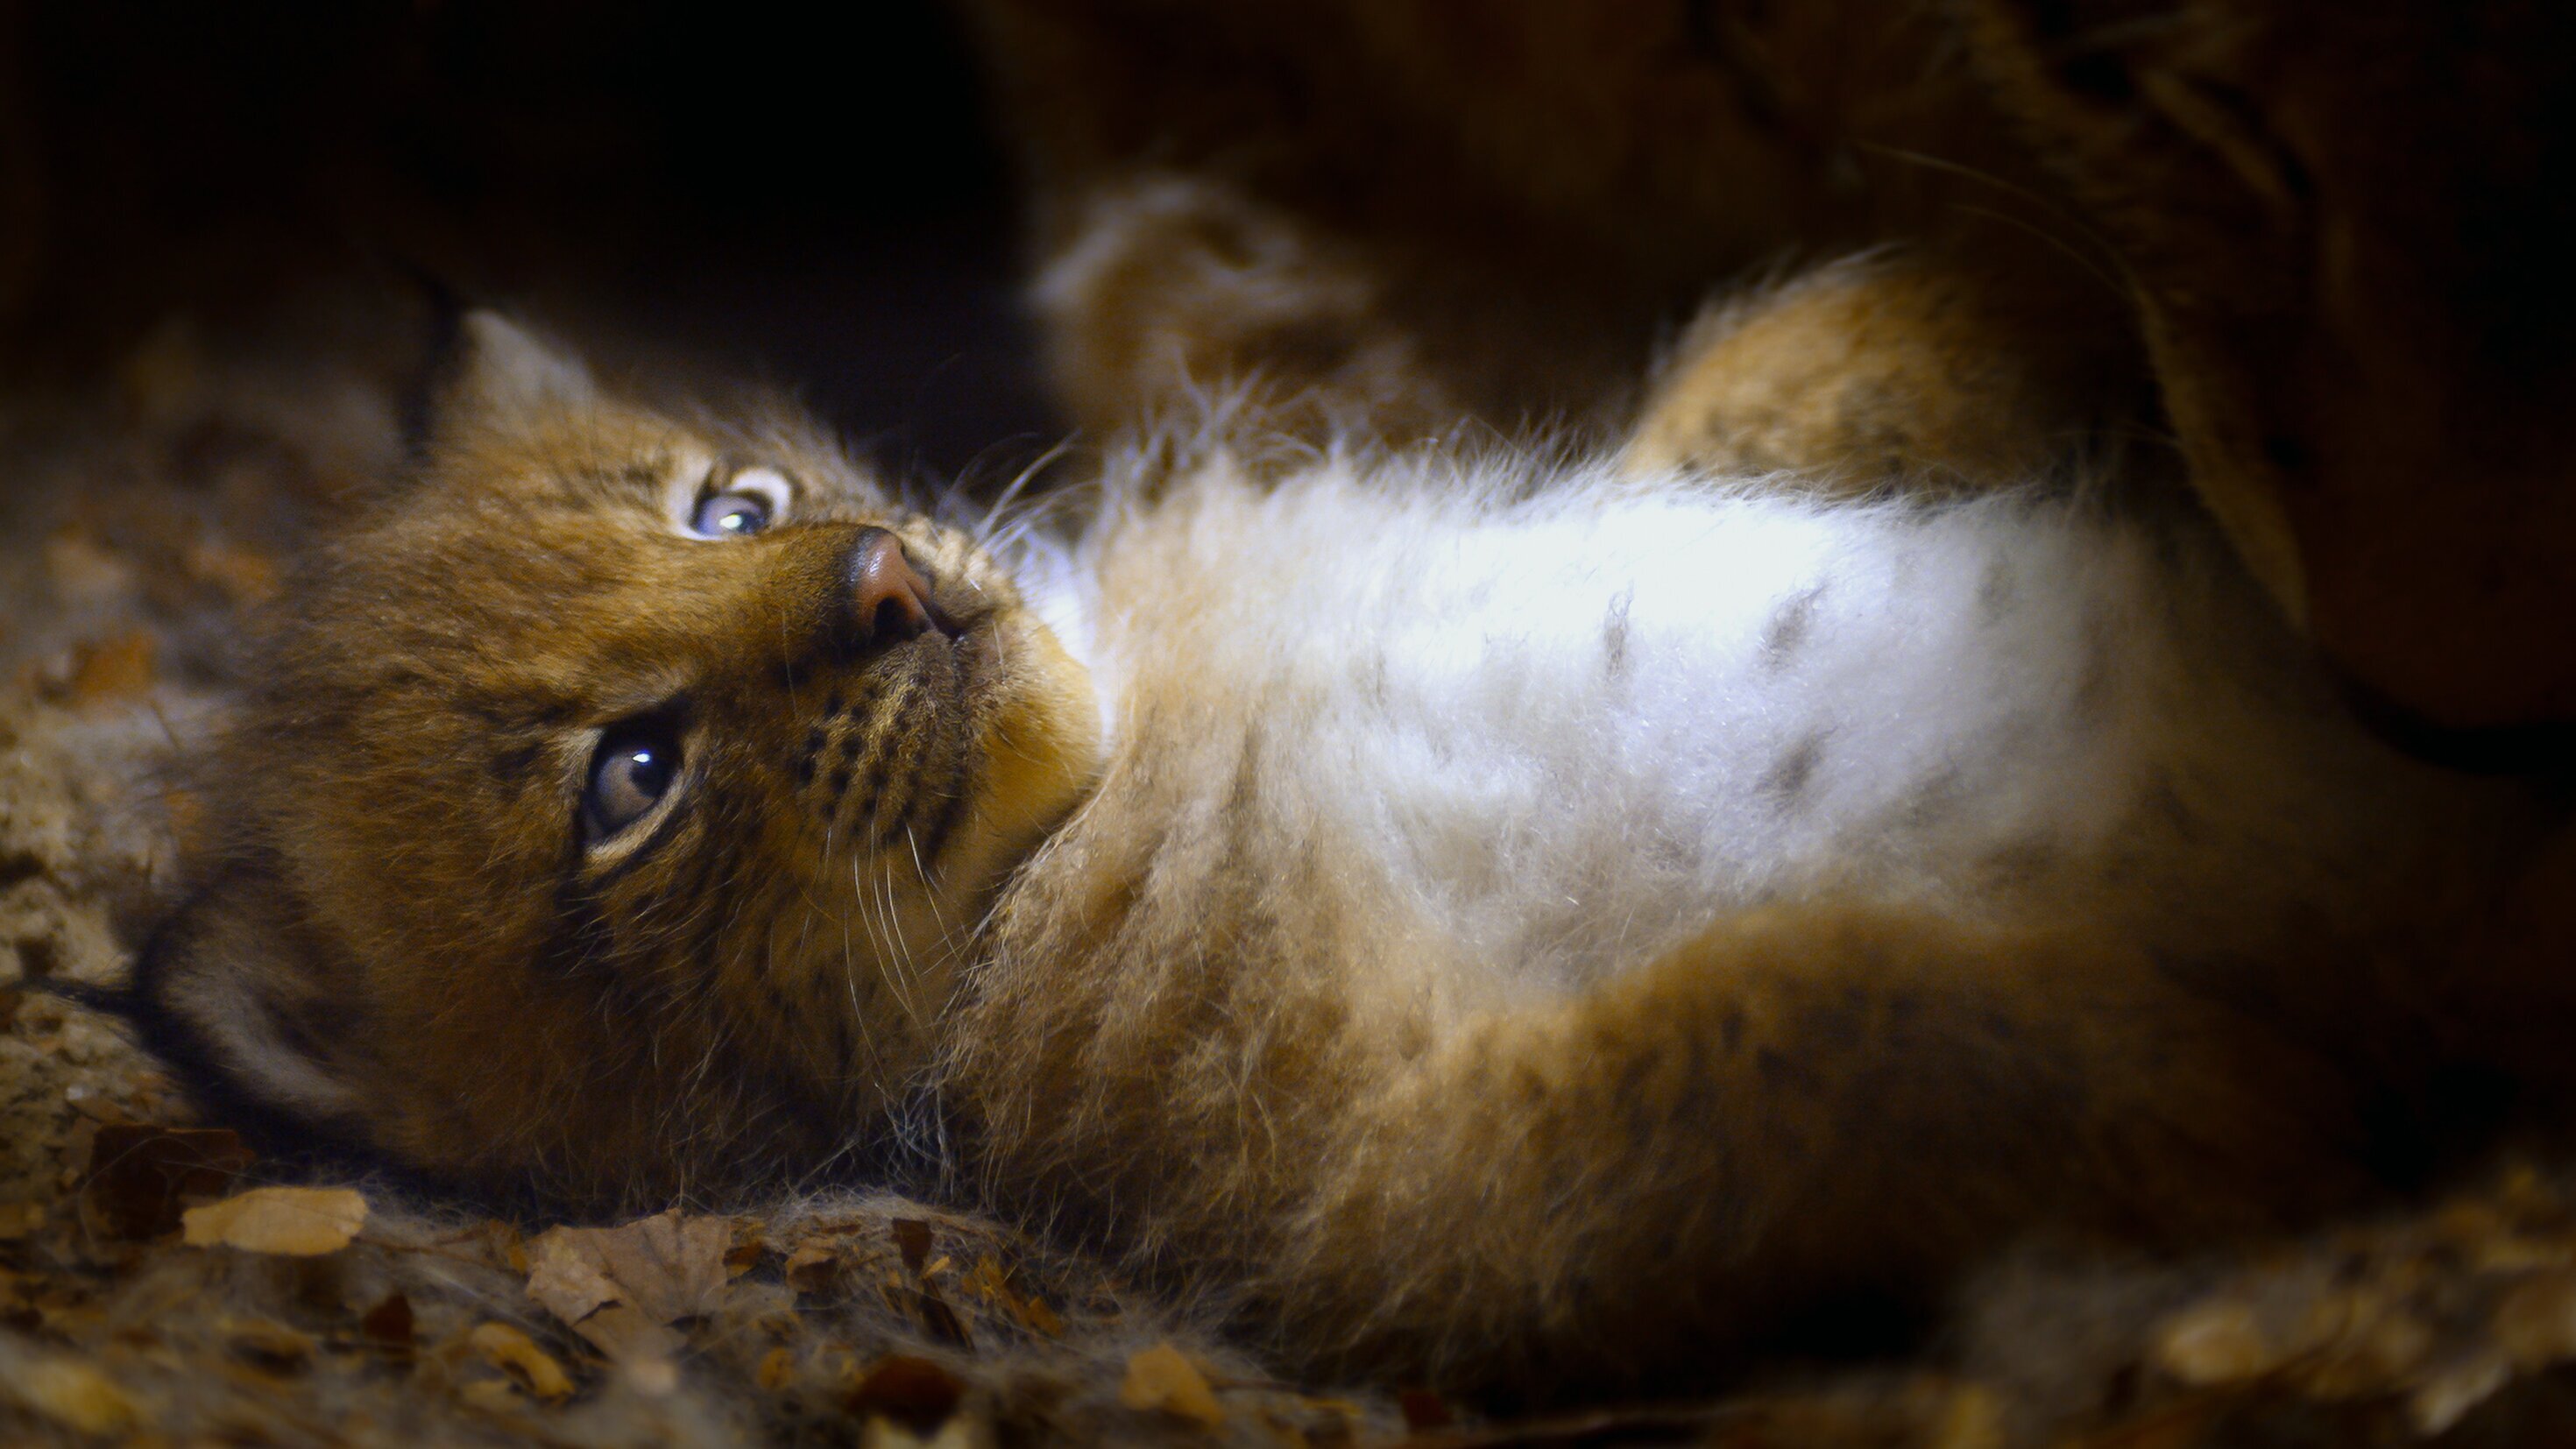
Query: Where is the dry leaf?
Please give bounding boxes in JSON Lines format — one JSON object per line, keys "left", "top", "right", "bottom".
{"left": 11, "top": 1356, "right": 142, "bottom": 1435}
{"left": 222, "top": 1316, "right": 316, "bottom": 1369}
{"left": 1121, "top": 1342, "right": 1225, "bottom": 1429}
{"left": 913, "top": 1285, "right": 972, "bottom": 1347}
{"left": 43, "top": 529, "right": 137, "bottom": 604}
{"left": 458, "top": 1378, "right": 527, "bottom": 1413}
{"left": 2151, "top": 1302, "right": 2279, "bottom": 1385}
{"left": 362, "top": 1293, "right": 416, "bottom": 1358}
{"left": 66, "top": 631, "right": 157, "bottom": 704}
{"left": 526, "top": 1209, "right": 728, "bottom": 1329}
{"left": 468, "top": 1321, "right": 576, "bottom": 1402}
{"left": 892, "top": 1217, "right": 934, "bottom": 1271}
{"left": 571, "top": 1303, "right": 683, "bottom": 1365}
{"left": 526, "top": 1234, "right": 623, "bottom": 1325}
{"left": 0, "top": 1201, "right": 45, "bottom": 1240}
{"left": 184, "top": 538, "right": 280, "bottom": 605}
{"left": 1931, "top": 1382, "right": 2005, "bottom": 1449}
{"left": 2495, "top": 1269, "right": 2576, "bottom": 1368}
{"left": 182, "top": 1185, "right": 366, "bottom": 1255}
{"left": 2407, "top": 1354, "right": 2511, "bottom": 1436}
{"left": 784, "top": 1242, "right": 841, "bottom": 1297}
{"left": 757, "top": 1346, "right": 798, "bottom": 1390}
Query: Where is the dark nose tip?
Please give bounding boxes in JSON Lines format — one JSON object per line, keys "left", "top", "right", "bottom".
{"left": 841, "top": 527, "right": 942, "bottom": 647}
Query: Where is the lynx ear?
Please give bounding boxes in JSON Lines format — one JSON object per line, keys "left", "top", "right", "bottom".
{"left": 131, "top": 865, "right": 374, "bottom": 1142}
{"left": 427, "top": 310, "right": 598, "bottom": 442}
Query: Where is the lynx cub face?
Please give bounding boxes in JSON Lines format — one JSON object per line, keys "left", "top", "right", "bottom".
{"left": 141, "top": 315, "right": 1101, "bottom": 1200}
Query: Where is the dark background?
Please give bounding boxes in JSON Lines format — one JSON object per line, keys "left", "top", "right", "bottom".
{"left": 0, "top": 1, "right": 1053, "bottom": 479}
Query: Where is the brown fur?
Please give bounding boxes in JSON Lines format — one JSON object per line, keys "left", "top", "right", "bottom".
{"left": 131, "top": 310, "right": 2576, "bottom": 1408}
{"left": 138, "top": 316, "right": 1100, "bottom": 1205}
{"left": 963, "top": 0, "right": 2576, "bottom": 732}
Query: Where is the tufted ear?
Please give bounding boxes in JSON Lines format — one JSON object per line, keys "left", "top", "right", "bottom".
{"left": 422, "top": 310, "right": 598, "bottom": 446}
{"left": 130, "top": 862, "right": 375, "bottom": 1147}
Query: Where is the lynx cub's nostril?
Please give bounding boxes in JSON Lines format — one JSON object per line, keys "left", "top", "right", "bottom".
{"left": 844, "top": 527, "right": 940, "bottom": 646}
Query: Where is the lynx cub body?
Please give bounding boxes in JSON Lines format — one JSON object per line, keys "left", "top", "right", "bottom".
{"left": 140, "top": 315, "right": 2544, "bottom": 1395}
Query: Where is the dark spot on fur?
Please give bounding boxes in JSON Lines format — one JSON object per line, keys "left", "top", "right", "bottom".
{"left": 1977, "top": 837, "right": 2056, "bottom": 895}
{"left": 2140, "top": 767, "right": 2200, "bottom": 842}
{"left": 1761, "top": 731, "right": 1829, "bottom": 805}
{"left": 2070, "top": 612, "right": 2119, "bottom": 723}
{"left": 1760, "top": 586, "right": 1822, "bottom": 670}
{"left": 1978, "top": 560, "right": 2017, "bottom": 626}
{"left": 1755, "top": 1045, "right": 1818, "bottom": 1094}
{"left": 487, "top": 743, "right": 544, "bottom": 784}
{"left": 1897, "top": 763, "right": 1968, "bottom": 830}
{"left": 1603, "top": 592, "right": 1633, "bottom": 679}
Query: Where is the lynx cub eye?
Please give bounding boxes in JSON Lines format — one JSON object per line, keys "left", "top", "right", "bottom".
{"left": 584, "top": 724, "right": 681, "bottom": 842}
{"left": 686, "top": 467, "right": 794, "bottom": 539}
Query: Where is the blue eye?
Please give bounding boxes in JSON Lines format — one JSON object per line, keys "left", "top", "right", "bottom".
{"left": 690, "top": 491, "right": 771, "bottom": 537}
{"left": 584, "top": 727, "right": 680, "bottom": 841}
{"left": 684, "top": 466, "right": 793, "bottom": 539}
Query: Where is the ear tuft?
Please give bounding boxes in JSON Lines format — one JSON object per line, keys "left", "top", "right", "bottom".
{"left": 432, "top": 310, "right": 598, "bottom": 441}
{"left": 131, "top": 866, "right": 372, "bottom": 1141}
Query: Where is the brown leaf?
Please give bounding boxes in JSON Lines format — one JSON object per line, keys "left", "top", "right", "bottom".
{"left": 526, "top": 1210, "right": 729, "bottom": 1328}
{"left": 571, "top": 1303, "right": 683, "bottom": 1366}
{"left": 183, "top": 538, "right": 280, "bottom": 605}
{"left": 361, "top": 1293, "right": 416, "bottom": 1358}
{"left": 2495, "top": 1269, "right": 2576, "bottom": 1369}
{"left": 181, "top": 1186, "right": 367, "bottom": 1255}
{"left": 2408, "top": 1354, "right": 2512, "bottom": 1436}
{"left": 222, "top": 1316, "right": 317, "bottom": 1370}
{"left": 757, "top": 1346, "right": 798, "bottom": 1390}
{"left": 81, "top": 1124, "right": 252, "bottom": 1240}
{"left": 9, "top": 1356, "right": 142, "bottom": 1435}
{"left": 846, "top": 1354, "right": 965, "bottom": 1434}
{"left": 914, "top": 1285, "right": 972, "bottom": 1348}
{"left": 1121, "top": 1342, "right": 1226, "bottom": 1430}
{"left": 468, "top": 1321, "right": 576, "bottom": 1403}
{"left": 526, "top": 1233, "right": 623, "bottom": 1326}
{"left": 784, "top": 1242, "right": 842, "bottom": 1297}
{"left": 892, "top": 1218, "right": 935, "bottom": 1272}
{"left": 65, "top": 631, "right": 157, "bottom": 704}
{"left": 2151, "top": 1302, "right": 2281, "bottom": 1386}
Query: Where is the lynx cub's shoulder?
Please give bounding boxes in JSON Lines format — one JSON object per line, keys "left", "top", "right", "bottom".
{"left": 140, "top": 314, "right": 2542, "bottom": 1395}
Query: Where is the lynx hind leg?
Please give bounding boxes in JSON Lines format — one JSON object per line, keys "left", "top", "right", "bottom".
{"left": 1277, "top": 904, "right": 2373, "bottom": 1397}
{"left": 1621, "top": 256, "right": 2129, "bottom": 493}
{"left": 1029, "top": 173, "right": 1467, "bottom": 440}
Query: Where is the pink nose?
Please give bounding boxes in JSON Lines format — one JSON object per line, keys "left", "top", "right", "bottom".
{"left": 843, "top": 527, "right": 941, "bottom": 646}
